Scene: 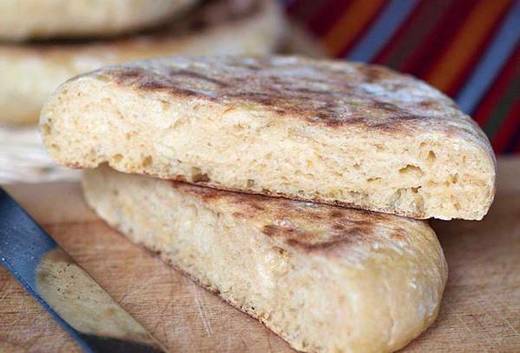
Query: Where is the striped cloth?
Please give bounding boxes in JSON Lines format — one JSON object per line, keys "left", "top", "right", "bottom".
{"left": 285, "top": 0, "right": 520, "bottom": 154}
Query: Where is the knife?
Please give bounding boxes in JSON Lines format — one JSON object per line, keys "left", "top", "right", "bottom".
{"left": 0, "top": 188, "right": 168, "bottom": 353}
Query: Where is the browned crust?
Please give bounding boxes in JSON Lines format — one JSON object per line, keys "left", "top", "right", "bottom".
{"left": 261, "top": 224, "right": 375, "bottom": 252}
{"left": 170, "top": 178, "right": 428, "bottom": 219}
{"left": 169, "top": 179, "right": 420, "bottom": 256}
{"left": 95, "top": 55, "right": 491, "bottom": 155}
{"left": 93, "top": 165, "right": 417, "bottom": 255}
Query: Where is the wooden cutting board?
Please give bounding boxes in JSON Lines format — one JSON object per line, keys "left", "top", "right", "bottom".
{"left": 1, "top": 158, "right": 519, "bottom": 353}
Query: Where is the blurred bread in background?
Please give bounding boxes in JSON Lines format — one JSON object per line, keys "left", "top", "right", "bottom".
{"left": 0, "top": 0, "right": 284, "bottom": 125}
{"left": 0, "top": 0, "right": 198, "bottom": 40}
{"left": 0, "top": 0, "right": 292, "bottom": 183}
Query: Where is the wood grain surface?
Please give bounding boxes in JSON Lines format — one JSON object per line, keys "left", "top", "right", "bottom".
{"left": 1, "top": 158, "right": 519, "bottom": 353}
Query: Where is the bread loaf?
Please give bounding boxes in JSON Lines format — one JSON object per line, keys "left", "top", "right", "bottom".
{"left": 43, "top": 56, "right": 496, "bottom": 220}
{"left": 82, "top": 165, "right": 448, "bottom": 353}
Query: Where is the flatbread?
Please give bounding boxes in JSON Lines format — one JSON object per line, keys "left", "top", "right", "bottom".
{"left": 43, "top": 56, "right": 496, "bottom": 220}
{"left": 82, "top": 165, "right": 447, "bottom": 353}
{"left": 0, "top": 0, "right": 283, "bottom": 124}
{"left": 0, "top": 0, "right": 196, "bottom": 40}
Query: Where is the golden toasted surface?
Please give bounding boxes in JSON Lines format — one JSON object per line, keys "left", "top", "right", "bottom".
{"left": 175, "top": 180, "right": 430, "bottom": 256}
{"left": 97, "top": 56, "right": 489, "bottom": 150}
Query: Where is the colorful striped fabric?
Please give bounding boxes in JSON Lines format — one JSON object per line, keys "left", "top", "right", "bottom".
{"left": 285, "top": 0, "right": 520, "bottom": 154}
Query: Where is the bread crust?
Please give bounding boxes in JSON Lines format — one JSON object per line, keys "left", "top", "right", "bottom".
{"left": 0, "top": 0, "right": 283, "bottom": 124}
{"left": 95, "top": 56, "right": 489, "bottom": 151}
{"left": 82, "top": 166, "right": 448, "bottom": 353}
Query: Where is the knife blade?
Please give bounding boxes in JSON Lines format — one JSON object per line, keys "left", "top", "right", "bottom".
{"left": 0, "top": 187, "right": 168, "bottom": 353}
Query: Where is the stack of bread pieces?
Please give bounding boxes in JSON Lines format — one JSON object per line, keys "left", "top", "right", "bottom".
{"left": 40, "top": 55, "right": 496, "bottom": 353}
{"left": 0, "top": 0, "right": 284, "bottom": 183}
